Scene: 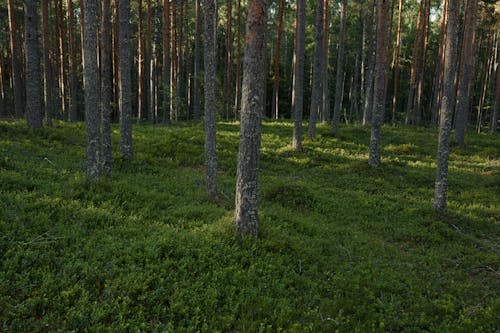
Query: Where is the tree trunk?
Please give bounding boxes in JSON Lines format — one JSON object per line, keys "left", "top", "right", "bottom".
{"left": 476, "top": 35, "right": 493, "bottom": 134}
{"left": 193, "top": 0, "right": 201, "bottom": 122}
{"left": 8, "top": 0, "right": 25, "bottom": 119}
{"left": 434, "top": 0, "right": 459, "bottom": 212}
{"left": 113, "top": 0, "right": 120, "bottom": 121}
{"left": 233, "top": 0, "right": 242, "bottom": 119}
{"left": 271, "top": 0, "right": 284, "bottom": 120}
{"left": 83, "top": 0, "right": 100, "bottom": 179}
{"left": 332, "top": 0, "right": 348, "bottom": 135}
{"left": 413, "top": 0, "right": 429, "bottom": 126}
{"left": 491, "top": 50, "right": 500, "bottom": 132}
{"left": 42, "top": 0, "right": 53, "bottom": 126}
{"left": 67, "top": 0, "right": 78, "bottom": 121}
{"left": 350, "top": 17, "right": 362, "bottom": 123}
{"left": 454, "top": 0, "right": 478, "bottom": 144}
{"left": 430, "top": 0, "right": 448, "bottom": 127}
{"left": 307, "top": 0, "right": 324, "bottom": 139}
{"left": 0, "top": 56, "right": 4, "bottom": 117}
{"left": 58, "top": 0, "right": 67, "bottom": 119}
{"left": 391, "top": 0, "right": 402, "bottom": 125}
{"left": 162, "top": 0, "right": 171, "bottom": 125}
{"left": 204, "top": 0, "right": 218, "bottom": 197}
{"left": 119, "top": 0, "right": 133, "bottom": 158}
{"left": 79, "top": 0, "right": 85, "bottom": 88}
{"left": 25, "top": 0, "right": 42, "bottom": 129}
{"left": 235, "top": 0, "right": 268, "bottom": 237}
{"left": 226, "top": 0, "right": 234, "bottom": 120}
{"left": 363, "top": 0, "right": 377, "bottom": 126}
{"left": 368, "top": 0, "right": 388, "bottom": 167}
{"left": 292, "top": 0, "right": 305, "bottom": 151}
{"left": 145, "top": 0, "right": 152, "bottom": 123}
{"left": 101, "top": 0, "right": 112, "bottom": 175}
{"left": 137, "top": 0, "right": 144, "bottom": 121}
{"left": 321, "top": 0, "right": 329, "bottom": 123}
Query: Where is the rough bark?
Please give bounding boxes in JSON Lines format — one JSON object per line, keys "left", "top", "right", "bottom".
{"left": 271, "top": 0, "right": 285, "bottom": 120}
{"left": 204, "top": 0, "right": 218, "bottom": 197}
{"left": 42, "top": 0, "right": 53, "bottom": 126}
{"left": 454, "top": 0, "right": 478, "bottom": 144}
{"left": 321, "top": 0, "right": 329, "bottom": 122}
{"left": 491, "top": 53, "right": 500, "bottom": 133}
{"left": 67, "top": 0, "right": 78, "bottom": 121}
{"left": 434, "top": 0, "right": 459, "bottom": 212}
{"left": 430, "top": 0, "right": 448, "bottom": 127}
{"left": 391, "top": 0, "right": 402, "bottom": 125}
{"left": 368, "top": 0, "right": 388, "bottom": 167}
{"left": 119, "top": 0, "right": 133, "bottom": 158}
{"left": 162, "top": 0, "right": 171, "bottom": 125}
{"left": 58, "top": 0, "right": 67, "bottom": 119}
{"left": 225, "top": 0, "right": 234, "bottom": 120}
{"left": 332, "top": 0, "right": 348, "bottom": 135}
{"left": 307, "top": 0, "right": 324, "bottom": 139}
{"left": 137, "top": 0, "right": 144, "bottom": 121}
{"left": 235, "top": 0, "right": 268, "bottom": 237}
{"left": 193, "top": 0, "right": 201, "bottom": 122}
{"left": 25, "top": 0, "right": 42, "bottom": 129}
{"left": 363, "top": 0, "right": 377, "bottom": 126}
{"left": 8, "top": 0, "right": 25, "bottom": 119}
{"left": 145, "top": 0, "right": 152, "bottom": 123}
{"left": 101, "top": 0, "right": 112, "bottom": 175}
{"left": 233, "top": 0, "right": 242, "bottom": 118}
{"left": 292, "top": 0, "right": 305, "bottom": 151}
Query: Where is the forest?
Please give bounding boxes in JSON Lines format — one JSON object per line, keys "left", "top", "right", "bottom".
{"left": 0, "top": 0, "right": 499, "bottom": 331}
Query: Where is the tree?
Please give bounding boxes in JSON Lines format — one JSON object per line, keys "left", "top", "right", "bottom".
{"left": 292, "top": 0, "right": 306, "bottom": 151}
{"left": 225, "top": 0, "right": 234, "bottom": 120}
{"left": 193, "top": 0, "right": 201, "bottom": 122}
{"left": 204, "top": 0, "right": 218, "bottom": 197}
{"left": 391, "top": 0, "right": 403, "bottom": 125}
{"left": 307, "top": 0, "right": 324, "bottom": 139}
{"left": 163, "top": 0, "right": 171, "bottom": 125}
{"left": 8, "top": 0, "right": 25, "bottom": 119}
{"left": 368, "top": 0, "right": 388, "bottom": 167}
{"left": 42, "top": 0, "right": 53, "bottom": 126}
{"left": 25, "top": 0, "right": 42, "bottom": 129}
{"left": 363, "top": 0, "right": 377, "bottom": 126}
{"left": 67, "top": 0, "right": 78, "bottom": 122}
{"left": 120, "top": 0, "right": 133, "bottom": 158}
{"left": 233, "top": 0, "right": 242, "bottom": 118}
{"left": 234, "top": 0, "right": 268, "bottom": 237}
{"left": 101, "top": 0, "right": 112, "bottom": 175}
{"left": 332, "top": 0, "right": 348, "bottom": 135}
{"left": 83, "top": 0, "right": 100, "bottom": 179}
{"left": 491, "top": 54, "right": 500, "bottom": 133}
{"left": 137, "top": 0, "right": 144, "bottom": 121}
{"left": 434, "top": 0, "right": 459, "bottom": 212}
{"left": 271, "top": 0, "right": 285, "bottom": 120}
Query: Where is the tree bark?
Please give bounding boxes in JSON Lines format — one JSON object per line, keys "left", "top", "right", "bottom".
{"left": 162, "top": 0, "right": 171, "bottom": 125}
{"left": 119, "top": 0, "right": 133, "bottom": 158}
{"left": 454, "top": 0, "right": 478, "bottom": 144}
{"left": 25, "top": 0, "right": 42, "bottom": 129}
{"left": 67, "top": 0, "right": 78, "bottom": 121}
{"left": 58, "top": 0, "right": 67, "bottom": 119}
{"left": 292, "top": 0, "right": 305, "bottom": 151}
{"left": 233, "top": 0, "right": 242, "bottom": 119}
{"left": 145, "top": 0, "right": 152, "bottom": 123}
{"left": 430, "top": 0, "right": 448, "bottom": 127}
{"left": 307, "top": 0, "right": 324, "bottom": 139}
{"left": 101, "top": 0, "right": 112, "bottom": 175}
{"left": 332, "top": 0, "right": 348, "bottom": 135}
{"left": 137, "top": 0, "right": 144, "bottom": 121}
{"left": 491, "top": 50, "right": 500, "bottom": 133}
{"left": 391, "top": 0, "right": 402, "bottom": 125}
{"left": 271, "top": 0, "right": 284, "bottom": 120}
{"left": 235, "top": 0, "right": 268, "bottom": 237}
{"left": 193, "top": 0, "right": 201, "bottom": 122}
{"left": 226, "top": 0, "right": 234, "bottom": 120}
{"left": 368, "top": 0, "right": 388, "bottom": 167}
{"left": 363, "top": 0, "right": 377, "bottom": 126}
{"left": 434, "top": 0, "right": 459, "bottom": 212}
{"left": 204, "top": 0, "right": 218, "bottom": 197}
{"left": 42, "top": 0, "right": 53, "bottom": 126}
{"left": 321, "top": 0, "right": 329, "bottom": 123}
{"left": 0, "top": 56, "right": 4, "bottom": 117}
{"left": 8, "top": 0, "right": 25, "bottom": 119}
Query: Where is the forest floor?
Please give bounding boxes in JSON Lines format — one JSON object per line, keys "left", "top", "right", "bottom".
{"left": 0, "top": 120, "right": 499, "bottom": 332}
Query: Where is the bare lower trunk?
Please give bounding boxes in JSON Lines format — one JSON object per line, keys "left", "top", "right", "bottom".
{"left": 68, "top": 0, "right": 78, "bottom": 121}
{"left": 8, "top": 0, "right": 25, "bottom": 119}
{"left": 101, "top": 0, "right": 112, "bottom": 175}
{"left": 193, "top": 0, "right": 201, "bottom": 122}
{"left": 363, "top": 0, "right": 377, "bottom": 126}
{"left": 271, "top": 0, "right": 284, "bottom": 120}
{"left": 233, "top": 0, "right": 242, "bottom": 119}
{"left": 491, "top": 52, "right": 500, "bottom": 132}
{"left": 42, "top": 0, "right": 53, "bottom": 126}
{"left": 119, "top": 0, "right": 133, "bottom": 158}
{"left": 162, "top": 0, "right": 171, "bottom": 125}
{"left": 292, "top": 0, "right": 305, "bottom": 150}
{"left": 25, "top": 0, "right": 42, "bottom": 129}
{"left": 332, "top": 0, "right": 347, "bottom": 135}
{"left": 391, "top": 0, "right": 403, "bottom": 125}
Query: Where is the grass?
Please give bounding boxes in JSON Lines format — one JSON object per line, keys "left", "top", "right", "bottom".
{"left": 0, "top": 119, "right": 499, "bottom": 332}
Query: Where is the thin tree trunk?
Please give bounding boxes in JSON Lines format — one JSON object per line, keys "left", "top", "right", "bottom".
{"left": 234, "top": 0, "right": 268, "bottom": 237}
{"left": 454, "top": 0, "right": 478, "bottom": 144}
{"left": 119, "top": 0, "right": 133, "bottom": 158}
{"left": 145, "top": 0, "right": 152, "bottom": 123}
{"left": 434, "top": 0, "right": 459, "bottom": 212}
{"left": 226, "top": 0, "right": 234, "bottom": 120}
{"left": 193, "top": 0, "right": 201, "bottom": 122}
{"left": 413, "top": 0, "right": 429, "bottom": 126}
{"left": 204, "top": 0, "right": 218, "bottom": 197}
{"left": 25, "top": 0, "right": 42, "bottom": 129}
{"left": 113, "top": 0, "right": 120, "bottom": 121}
{"left": 430, "top": 0, "right": 448, "bottom": 127}
{"left": 332, "top": 0, "right": 348, "bottom": 135}
{"left": 58, "top": 0, "right": 67, "bottom": 119}
{"left": 8, "top": 0, "right": 25, "bottom": 119}
{"left": 292, "top": 0, "right": 305, "bottom": 151}
{"left": 271, "top": 0, "right": 285, "bottom": 120}
{"left": 0, "top": 56, "right": 4, "bottom": 117}
{"left": 307, "top": 0, "right": 324, "bottom": 139}
{"left": 67, "top": 0, "right": 78, "bottom": 121}
{"left": 491, "top": 49, "right": 500, "bottom": 132}
{"left": 80, "top": 0, "right": 85, "bottom": 88}
{"left": 101, "top": 0, "right": 112, "bottom": 175}
{"left": 351, "top": 17, "right": 362, "bottom": 123}
{"left": 321, "top": 0, "right": 329, "bottom": 123}
{"left": 363, "top": 0, "right": 377, "bottom": 126}
{"left": 233, "top": 0, "right": 242, "bottom": 119}
{"left": 42, "top": 0, "right": 53, "bottom": 126}
{"left": 476, "top": 35, "right": 493, "bottom": 133}
{"left": 138, "top": 0, "right": 144, "bottom": 121}
{"left": 391, "top": 0, "right": 402, "bottom": 125}
{"left": 162, "top": 0, "right": 171, "bottom": 125}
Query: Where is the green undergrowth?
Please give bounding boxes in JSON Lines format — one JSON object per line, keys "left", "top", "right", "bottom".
{"left": 1, "top": 120, "right": 499, "bottom": 332}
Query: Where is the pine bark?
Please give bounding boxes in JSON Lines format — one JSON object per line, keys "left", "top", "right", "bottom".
{"left": 430, "top": 0, "right": 448, "bottom": 127}
{"left": 434, "top": 0, "right": 459, "bottom": 212}
{"left": 233, "top": 0, "right": 242, "bottom": 118}
{"left": 368, "top": 0, "right": 388, "bottom": 167}
{"left": 332, "top": 0, "right": 348, "bottom": 135}
{"left": 25, "top": 0, "right": 42, "bottom": 129}
{"left": 454, "top": 0, "right": 478, "bottom": 144}
{"left": 193, "top": 0, "right": 201, "bottom": 122}
{"left": 67, "top": 0, "right": 78, "bottom": 121}
{"left": 145, "top": 0, "right": 152, "bottom": 123}
{"left": 363, "top": 0, "right": 377, "bottom": 126}
{"left": 8, "top": 0, "right": 25, "bottom": 119}
{"left": 204, "top": 0, "right": 218, "bottom": 197}
{"left": 235, "top": 0, "right": 268, "bottom": 237}
{"left": 391, "top": 0, "right": 403, "bottom": 125}
{"left": 137, "top": 0, "right": 144, "bottom": 121}
{"left": 42, "top": 0, "right": 53, "bottom": 126}
{"left": 292, "top": 0, "right": 305, "bottom": 151}
{"left": 271, "top": 0, "right": 285, "bottom": 120}
{"left": 307, "top": 0, "right": 324, "bottom": 139}
{"left": 162, "top": 0, "right": 171, "bottom": 125}
{"left": 119, "top": 0, "right": 133, "bottom": 158}
{"left": 58, "top": 0, "right": 67, "bottom": 119}
{"left": 101, "top": 0, "right": 112, "bottom": 175}
{"left": 226, "top": 0, "right": 234, "bottom": 120}
{"left": 491, "top": 52, "right": 500, "bottom": 133}
{"left": 321, "top": 0, "right": 329, "bottom": 122}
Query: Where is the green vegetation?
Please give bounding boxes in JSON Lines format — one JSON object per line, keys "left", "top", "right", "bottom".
{"left": 1, "top": 120, "right": 499, "bottom": 332}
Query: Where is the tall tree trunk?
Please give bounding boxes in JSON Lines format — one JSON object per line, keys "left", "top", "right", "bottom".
{"left": 113, "top": 0, "right": 120, "bottom": 121}
{"left": 351, "top": 16, "right": 362, "bottom": 123}
{"left": 391, "top": 0, "right": 402, "bottom": 125}
{"left": 79, "top": 0, "right": 85, "bottom": 88}
{"left": 101, "top": 0, "right": 112, "bottom": 175}
{"left": 193, "top": 0, "right": 201, "bottom": 122}
{"left": 491, "top": 50, "right": 500, "bottom": 133}
{"left": 430, "top": 0, "right": 448, "bottom": 127}
{"left": 332, "top": 0, "right": 348, "bottom": 135}
{"left": 162, "top": 0, "right": 171, "bottom": 125}
{"left": 434, "top": 0, "right": 459, "bottom": 212}
{"left": 233, "top": 0, "right": 242, "bottom": 119}
{"left": 145, "top": 0, "right": 152, "bottom": 123}
{"left": 476, "top": 35, "right": 493, "bottom": 133}
{"left": 226, "top": 0, "right": 234, "bottom": 120}
{"left": 292, "top": 0, "right": 306, "bottom": 151}
{"left": 271, "top": 0, "right": 285, "bottom": 120}
{"left": 58, "top": 0, "right": 67, "bottom": 119}
{"left": 234, "top": 0, "right": 268, "bottom": 237}
{"left": 363, "top": 0, "right": 377, "bottom": 126}
{"left": 0, "top": 56, "right": 4, "bottom": 117}
{"left": 321, "top": 0, "right": 329, "bottom": 122}
{"left": 25, "top": 0, "right": 42, "bottom": 129}
{"left": 8, "top": 0, "right": 25, "bottom": 119}
{"left": 454, "top": 0, "right": 478, "bottom": 144}
{"left": 84, "top": 0, "right": 100, "bottom": 179}
{"left": 307, "top": 0, "right": 324, "bottom": 139}
{"left": 137, "top": 0, "right": 144, "bottom": 121}
{"left": 42, "top": 0, "right": 53, "bottom": 126}
{"left": 413, "top": 0, "right": 429, "bottom": 126}
{"left": 204, "top": 0, "right": 218, "bottom": 197}
{"left": 368, "top": 0, "right": 388, "bottom": 167}
{"left": 119, "top": 0, "right": 133, "bottom": 158}
{"left": 67, "top": 0, "right": 78, "bottom": 121}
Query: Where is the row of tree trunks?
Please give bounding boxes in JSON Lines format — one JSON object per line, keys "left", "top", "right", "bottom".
{"left": 391, "top": 0, "right": 403, "bottom": 125}
{"left": 271, "top": 0, "right": 285, "bottom": 120}
{"left": 332, "top": 0, "right": 347, "bottom": 135}
{"left": 292, "top": 0, "right": 306, "bottom": 151}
